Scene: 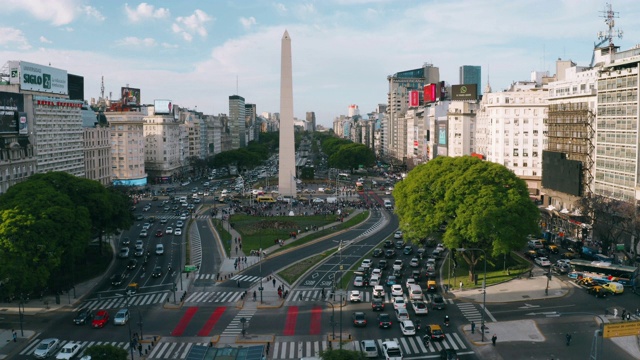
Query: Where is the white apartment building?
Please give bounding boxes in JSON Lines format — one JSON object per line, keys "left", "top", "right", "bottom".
{"left": 447, "top": 101, "right": 479, "bottom": 157}
{"left": 476, "top": 78, "right": 548, "bottom": 195}
{"left": 81, "top": 107, "right": 111, "bottom": 187}
{"left": 143, "top": 110, "right": 183, "bottom": 183}
{"left": 106, "top": 111, "right": 146, "bottom": 186}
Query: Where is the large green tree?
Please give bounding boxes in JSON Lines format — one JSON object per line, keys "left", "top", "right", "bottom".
{"left": 328, "top": 143, "right": 376, "bottom": 172}
{"left": 394, "top": 156, "right": 539, "bottom": 279}
{"left": 320, "top": 348, "right": 365, "bottom": 360}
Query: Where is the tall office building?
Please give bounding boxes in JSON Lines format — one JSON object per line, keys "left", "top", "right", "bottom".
{"left": 278, "top": 30, "right": 296, "bottom": 197}
{"left": 229, "top": 95, "right": 245, "bottom": 149}
{"left": 306, "top": 112, "right": 316, "bottom": 132}
{"left": 459, "top": 65, "right": 482, "bottom": 95}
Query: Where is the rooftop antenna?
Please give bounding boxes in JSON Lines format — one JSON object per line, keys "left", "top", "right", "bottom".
{"left": 599, "top": 2, "right": 623, "bottom": 49}
{"left": 236, "top": 75, "right": 239, "bottom": 95}
{"left": 100, "top": 76, "right": 105, "bottom": 99}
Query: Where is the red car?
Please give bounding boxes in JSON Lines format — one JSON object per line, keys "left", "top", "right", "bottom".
{"left": 155, "top": 230, "right": 163, "bottom": 237}
{"left": 92, "top": 310, "right": 109, "bottom": 328}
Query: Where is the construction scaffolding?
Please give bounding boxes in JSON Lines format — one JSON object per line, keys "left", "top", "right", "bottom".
{"left": 546, "top": 102, "right": 595, "bottom": 196}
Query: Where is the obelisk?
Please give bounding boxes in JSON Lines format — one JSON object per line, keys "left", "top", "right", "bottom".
{"left": 279, "top": 30, "right": 296, "bottom": 197}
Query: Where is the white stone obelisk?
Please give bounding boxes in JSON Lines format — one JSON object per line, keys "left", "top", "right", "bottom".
{"left": 279, "top": 30, "right": 296, "bottom": 197}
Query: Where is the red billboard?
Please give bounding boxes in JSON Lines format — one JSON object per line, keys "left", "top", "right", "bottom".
{"left": 409, "top": 90, "right": 420, "bottom": 107}
{"left": 424, "top": 83, "right": 437, "bottom": 103}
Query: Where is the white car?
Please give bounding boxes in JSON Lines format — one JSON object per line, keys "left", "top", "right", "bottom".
{"left": 391, "top": 284, "right": 404, "bottom": 296}
{"left": 353, "top": 276, "right": 364, "bottom": 287}
{"left": 34, "top": 338, "right": 60, "bottom": 359}
{"left": 176, "top": 220, "right": 184, "bottom": 228}
{"left": 142, "top": 223, "right": 151, "bottom": 230}
{"left": 393, "top": 260, "right": 404, "bottom": 271}
{"left": 180, "top": 214, "right": 187, "bottom": 220}
{"left": 556, "top": 259, "right": 571, "bottom": 266}
{"left": 56, "top": 342, "right": 82, "bottom": 360}
{"left": 373, "top": 285, "right": 385, "bottom": 298}
{"left": 349, "top": 290, "right": 362, "bottom": 302}
{"left": 360, "top": 339, "right": 378, "bottom": 358}
{"left": 394, "top": 231, "right": 403, "bottom": 239}
{"left": 174, "top": 228, "right": 182, "bottom": 236}
{"left": 361, "top": 259, "right": 372, "bottom": 269}
{"left": 535, "top": 257, "right": 551, "bottom": 267}
{"left": 165, "top": 227, "right": 173, "bottom": 234}
{"left": 382, "top": 341, "right": 403, "bottom": 360}
{"left": 160, "top": 217, "right": 168, "bottom": 224}
{"left": 371, "top": 268, "right": 382, "bottom": 278}
{"left": 312, "top": 197, "right": 325, "bottom": 203}
{"left": 155, "top": 244, "right": 164, "bottom": 255}
{"left": 409, "top": 258, "right": 420, "bottom": 268}
{"left": 411, "top": 300, "right": 429, "bottom": 315}
{"left": 399, "top": 320, "right": 416, "bottom": 336}
{"left": 405, "top": 278, "right": 416, "bottom": 288}
{"left": 392, "top": 296, "right": 406, "bottom": 310}
{"left": 369, "top": 276, "right": 380, "bottom": 286}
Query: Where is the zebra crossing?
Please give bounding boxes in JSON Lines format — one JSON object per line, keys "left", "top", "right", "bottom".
{"left": 189, "top": 219, "right": 203, "bottom": 267}
{"left": 288, "top": 289, "right": 455, "bottom": 304}
{"left": 457, "top": 302, "right": 483, "bottom": 323}
{"left": 230, "top": 273, "right": 263, "bottom": 283}
{"left": 82, "top": 291, "right": 168, "bottom": 310}
{"left": 272, "top": 333, "right": 468, "bottom": 359}
{"left": 184, "top": 290, "right": 244, "bottom": 303}
{"left": 222, "top": 309, "right": 256, "bottom": 335}
{"left": 147, "top": 341, "right": 211, "bottom": 359}
{"left": 159, "top": 214, "right": 211, "bottom": 220}
{"left": 20, "top": 339, "right": 132, "bottom": 357}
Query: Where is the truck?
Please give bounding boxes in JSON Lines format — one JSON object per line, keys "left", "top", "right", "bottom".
{"left": 384, "top": 199, "right": 393, "bottom": 209}
{"left": 326, "top": 197, "right": 337, "bottom": 204}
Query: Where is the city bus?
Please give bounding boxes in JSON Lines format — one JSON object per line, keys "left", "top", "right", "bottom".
{"left": 256, "top": 196, "right": 276, "bottom": 203}
{"left": 356, "top": 181, "right": 364, "bottom": 192}
{"left": 568, "top": 259, "right": 638, "bottom": 287}
{"left": 337, "top": 173, "right": 350, "bottom": 181}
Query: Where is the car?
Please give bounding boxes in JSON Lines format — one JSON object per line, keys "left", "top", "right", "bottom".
{"left": 392, "top": 296, "right": 406, "bottom": 310}
{"left": 393, "top": 260, "right": 404, "bottom": 271}
{"left": 425, "top": 324, "right": 445, "bottom": 341}
{"left": 535, "top": 257, "right": 551, "bottom": 267}
{"left": 427, "top": 278, "right": 437, "bottom": 292}
{"left": 34, "top": 338, "right": 60, "bottom": 359}
{"left": 378, "top": 259, "right": 388, "bottom": 269}
{"left": 113, "top": 308, "right": 129, "bottom": 325}
{"left": 353, "top": 276, "right": 364, "bottom": 287}
{"left": 92, "top": 310, "right": 109, "bottom": 328}
{"left": 180, "top": 214, "right": 187, "bottom": 220}
{"left": 121, "top": 237, "right": 131, "bottom": 245}
{"left": 160, "top": 217, "right": 168, "bottom": 224}
{"left": 556, "top": 259, "right": 571, "bottom": 266}
{"left": 174, "top": 228, "right": 182, "bottom": 236}
{"left": 378, "top": 313, "right": 392, "bottom": 329}
{"left": 552, "top": 263, "right": 571, "bottom": 274}
{"left": 155, "top": 230, "right": 163, "bottom": 237}
{"left": 135, "top": 240, "right": 144, "bottom": 250}
{"left": 403, "top": 246, "right": 413, "bottom": 255}
{"left": 587, "top": 285, "right": 611, "bottom": 298}
{"left": 134, "top": 248, "right": 144, "bottom": 257}
{"left": 411, "top": 301, "right": 429, "bottom": 315}
{"left": 561, "top": 251, "right": 578, "bottom": 259}
{"left": 110, "top": 273, "right": 125, "bottom": 286}
{"left": 55, "top": 342, "right": 82, "bottom": 360}
{"left": 381, "top": 340, "right": 403, "bottom": 360}
{"left": 118, "top": 247, "right": 130, "bottom": 259}
{"left": 73, "top": 308, "right": 93, "bottom": 325}
{"left": 312, "top": 197, "right": 324, "bottom": 203}
{"left": 384, "top": 240, "right": 394, "bottom": 248}
{"left": 165, "top": 227, "right": 173, "bottom": 234}
{"left": 546, "top": 244, "right": 560, "bottom": 254}
{"left": 425, "top": 257, "right": 436, "bottom": 268}
{"left": 417, "top": 247, "right": 426, "bottom": 256}
{"left": 395, "top": 241, "right": 404, "bottom": 249}
{"left": 139, "top": 229, "right": 148, "bottom": 238}
{"left": 176, "top": 220, "right": 184, "bottom": 228}
{"left": 135, "top": 214, "right": 144, "bottom": 221}
{"left": 577, "top": 277, "right": 598, "bottom": 287}
{"left": 424, "top": 265, "right": 436, "bottom": 277}
{"left": 440, "top": 348, "right": 458, "bottom": 360}
{"left": 386, "top": 275, "right": 397, "bottom": 287}
{"left": 405, "top": 278, "right": 416, "bottom": 288}
{"left": 525, "top": 250, "right": 538, "bottom": 260}
{"left": 152, "top": 266, "right": 163, "bottom": 278}
{"left": 369, "top": 275, "right": 380, "bottom": 287}
{"left": 385, "top": 249, "right": 397, "bottom": 258}
{"left": 155, "top": 244, "right": 164, "bottom": 255}
{"left": 142, "top": 222, "right": 151, "bottom": 230}
{"left": 432, "top": 248, "right": 443, "bottom": 258}
{"left": 409, "top": 258, "right": 420, "bottom": 267}
{"left": 528, "top": 239, "right": 544, "bottom": 249}
{"left": 431, "top": 294, "right": 446, "bottom": 309}
{"left": 126, "top": 259, "right": 138, "bottom": 270}
{"left": 372, "top": 248, "right": 383, "bottom": 257}
{"left": 392, "top": 269, "right": 403, "bottom": 280}
{"left": 602, "top": 282, "right": 624, "bottom": 294}
{"left": 394, "top": 231, "right": 403, "bottom": 239}
{"left": 411, "top": 270, "right": 421, "bottom": 281}
{"left": 371, "top": 297, "right": 385, "bottom": 311}
{"left": 391, "top": 284, "right": 404, "bottom": 296}
{"left": 536, "top": 248, "right": 549, "bottom": 258}
{"left": 371, "top": 268, "right": 382, "bottom": 278}
{"left": 360, "top": 339, "right": 378, "bottom": 358}
{"left": 399, "top": 320, "right": 416, "bottom": 336}
{"left": 361, "top": 259, "right": 372, "bottom": 269}
{"left": 349, "top": 290, "right": 362, "bottom": 302}
{"left": 352, "top": 312, "right": 367, "bottom": 327}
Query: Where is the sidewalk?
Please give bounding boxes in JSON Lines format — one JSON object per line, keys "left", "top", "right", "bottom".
{"left": 451, "top": 273, "right": 569, "bottom": 303}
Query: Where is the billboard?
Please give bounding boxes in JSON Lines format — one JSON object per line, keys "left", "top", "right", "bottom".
{"left": 154, "top": 99, "right": 173, "bottom": 114}
{"left": 451, "top": 84, "right": 478, "bottom": 100}
{"left": 121, "top": 87, "right": 141, "bottom": 106}
{"left": 0, "top": 92, "right": 24, "bottom": 134}
{"left": 438, "top": 126, "right": 447, "bottom": 145}
{"left": 409, "top": 90, "right": 420, "bottom": 107}
{"left": 67, "top": 74, "right": 84, "bottom": 101}
{"left": 19, "top": 61, "right": 68, "bottom": 95}
{"left": 424, "top": 83, "right": 437, "bottom": 103}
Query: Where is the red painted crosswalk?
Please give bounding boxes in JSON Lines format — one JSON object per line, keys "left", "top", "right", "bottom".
{"left": 197, "top": 306, "right": 227, "bottom": 336}
{"left": 283, "top": 306, "right": 299, "bottom": 336}
{"left": 172, "top": 306, "right": 198, "bottom": 336}
{"left": 309, "top": 306, "right": 322, "bottom": 335}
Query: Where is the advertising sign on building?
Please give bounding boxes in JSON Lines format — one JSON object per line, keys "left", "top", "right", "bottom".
{"left": 424, "top": 83, "right": 437, "bottom": 103}
{"left": 0, "top": 92, "right": 24, "bottom": 134}
{"left": 18, "top": 112, "right": 27, "bottom": 135}
{"left": 438, "top": 126, "right": 447, "bottom": 145}
{"left": 451, "top": 84, "right": 478, "bottom": 100}
{"left": 154, "top": 99, "right": 172, "bottom": 114}
{"left": 409, "top": 90, "right": 420, "bottom": 107}
{"left": 19, "top": 61, "right": 68, "bottom": 95}
{"left": 121, "top": 87, "right": 141, "bottom": 106}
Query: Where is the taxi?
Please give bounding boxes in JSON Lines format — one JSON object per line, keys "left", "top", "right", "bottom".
{"left": 545, "top": 244, "right": 560, "bottom": 254}
{"left": 587, "top": 285, "right": 611, "bottom": 298}
{"left": 425, "top": 324, "right": 445, "bottom": 341}
{"left": 602, "top": 282, "right": 624, "bottom": 294}
{"left": 426, "top": 278, "right": 437, "bottom": 292}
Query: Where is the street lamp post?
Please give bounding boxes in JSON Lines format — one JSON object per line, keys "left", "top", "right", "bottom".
{"left": 124, "top": 293, "right": 135, "bottom": 360}
{"left": 18, "top": 294, "right": 24, "bottom": 336}
{"left": 137, "top": 308, "right": 144, "bottom": 340}
{"left": 456, "top": 248, "right": 487, "bottom": 342}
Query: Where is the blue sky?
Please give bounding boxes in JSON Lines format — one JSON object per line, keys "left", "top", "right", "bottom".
{"left": 1, "top": 0, "right": 639, "bottom": 126}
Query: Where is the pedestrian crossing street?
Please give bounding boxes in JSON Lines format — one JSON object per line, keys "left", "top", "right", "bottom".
{"left": 289, "top": 289, "right": 455, "bottom": 304}
{"left": 194, "top": 273, "right": 263, "bottom": 283}
{"left": 20, "top": 339, "right": 133, "bottom": 357}
{"left": 160, "top": 214, "right": 210, "bottom": 221}
{"left": 184, "top": 291, "right": 245, "bottom": 303}
{"left": 272, "top": 333, "right": 468, "bottom": 360}
{"left": 147, "top": 341, "right": 211, "bottom": 359}
{"left": 83, "top": 291, "right": 168, "bottom": 310}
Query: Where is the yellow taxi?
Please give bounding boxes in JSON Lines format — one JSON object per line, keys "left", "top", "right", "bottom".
{"left": 425, "top": 324, "right": 445, "bottom": 341}
{"left": 426, "top": 279, "right": 437, "bottom": 292}
{"left": 545, "top": 244, "right": 559, "bottom": 254}
{"left": 602, "top": 282, "right": 624, "bottom": 294}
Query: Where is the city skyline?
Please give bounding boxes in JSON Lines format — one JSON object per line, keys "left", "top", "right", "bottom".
{"left": 0, "top": 0, "right": 639, "bottom": 126}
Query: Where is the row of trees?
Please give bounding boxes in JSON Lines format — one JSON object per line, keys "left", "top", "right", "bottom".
{"left": 319, "top": 135, "right": 376, "bottom": 172}
{"left": 394, "top": 156, "right": 540, "bottom": 279}
{"left": 0, "top": 172, "right": 132, "bottom": 297}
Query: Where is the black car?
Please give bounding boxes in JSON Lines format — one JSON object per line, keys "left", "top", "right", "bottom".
{"left": 403, "top": 246, "right": 413, "bottom": 255}
{"left": 126, "top": 259, "right": 138, "bottom": 270}
{"left": 73, "top": 308, "right": 93, "bottom": 325}
{"left": 384, "top": 240, "right": 394, "bottom": 248}
{"left": 352, "top": 312, "right": 367, "bottom": 327}
{"left": 377, "top": 313, "right": 392, "bottom": 328}
{"left": 384, "top": 249, "right": 397, "bottom": 259}
{"left": 110, "top": 273, "right": 125, "bottom": 286}
{"left": 372, "top": 248, "right": 383, "bottom": 258}
{"left": 378, "top": 260, "right": 388, "bottom": 270}
{"left": 411, "top": 270, "right": 421, "bottom": 281}
{"left": 121, "top": 237, "right": 130, "bottom": 246}
{"left": 152, "top": 266, "right": 163, "bottom": 278}
{"left": 395, "top": 241, "right": 404, "bottom": 249}
{"left": 371, "top": 298, "right": 384, "bottom": 311}
{"left": 431, "top": 294, "right": 446, "bottom": 309}
{"left": 392, "top": 269, "right": 403, "bottom": 279}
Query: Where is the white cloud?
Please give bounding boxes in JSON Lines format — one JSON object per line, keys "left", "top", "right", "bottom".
{"left": 161, "top": 42, "right": 179, "bottom": 49}
{"left": 240, "top": 17, "right": 257, "bottom": 31}
{"left": 125, "top": 2, "right": 171, "bottom": 22}
{"left": 0, "top": 27, "right": 31, "bottom": 49}
{"left": 172, "top": 9, "right": 212, "bottom": 42}
{"left": 81, "top": 5, "right": 105, "bottom": 21}
{"left": 63, "top": 27, "right": 74, "bottom": 32}
{"left": 39, "top": 36, "right": 52, "bottom": 44}
{"left": 3, "top": 0, "right": 77, "bottom": 26}
{"left": 274, "top": 3, "right": 287, "bottom": 14}
{"left": 115, "top": 37, "right": 157, "bottom": 47}
{"left": 293, "top": 3, "right": 317, "bottom": 19}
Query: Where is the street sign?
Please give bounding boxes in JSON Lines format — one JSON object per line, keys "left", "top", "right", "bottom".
{"left": 603, "top": 321, "right": 640, "bottom": 338}
{"left": 184, "top": 265, "right": 197, "bottom": 272}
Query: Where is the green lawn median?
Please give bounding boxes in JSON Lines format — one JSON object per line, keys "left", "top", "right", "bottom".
{"left": 441, "top": 251, "right": 531, "bottom": 290}
{"left": 279, "top": 248, "right": 338, "bottom": 284}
